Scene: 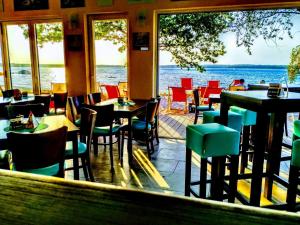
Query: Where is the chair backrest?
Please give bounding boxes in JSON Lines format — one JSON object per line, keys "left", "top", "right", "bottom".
{"left": 169, "top": 87, "right": 187, "bottom": 102}
{"left": 118, "top": 81, "right": 128, "bottom": 97}
{"left": 54, "top": 92, "right": 68, "bottom": 109}
{"left": 102, "top": 85, "right": 120, "bottom": 99}
{"left": 34, "top": 95, "right": 51, "bottom": 114}
{"left": 199, "top": 87, "right": 223, "bottom": 104}
{"left": 73, "top": 95, "right": 85, "bottom": 112}
{"left": 6, "top": 103, "right": 45, "bottom": 119}
{"left": 68, "top": 97, "right": 78, "bottom": 123}
{"left": 208, "top": 80, "right": 220, "bottom": 88}
{"left": 88, "top": 93, "right": 101, "bottom": 105}
{"left": 83, "top": 104, "right": 115, "bottom": 127}
{"left": 2, "top": 89, "right": 20, "bottom": 98}
{"left": 145, "top": 101, "right": 158, "bottom": 125}
{"left": 180, "top": 78, "right": 193, "bottom": 90}
{"left": 51, "top": 83, "right": 67, "bottom": 93}
{"left": 232, "top": 80, "right": 241, "bottom": 86}
{"left": 80, "top": 108, "right": 97, "bottom": 152}
{"left": 7, "top": 126, "right": 68, "bottom": 177}
{"left": 193, "top": 88, "right": 200, "bottom": 107}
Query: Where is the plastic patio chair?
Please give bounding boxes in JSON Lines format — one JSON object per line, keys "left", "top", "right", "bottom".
{"left": 168, "top": 86, "right": 188, "bottom": 112}
{"left": 180, "top": 78, "right": 193, "bottom": 90}
{"left": 208, "top": 80, "right": 220, "bottom": 88}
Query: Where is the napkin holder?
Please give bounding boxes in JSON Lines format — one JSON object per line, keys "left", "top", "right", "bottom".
{"left": 267, "top": 83, "right": 282, "bottom": 98}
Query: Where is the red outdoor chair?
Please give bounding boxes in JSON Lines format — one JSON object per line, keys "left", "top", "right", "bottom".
{"left": 208, "top": 80, "right": 220, "bottom": 88}
{"left": 180, "top": 78, "right": 193, "bottom": 90}
{"left": 101, "top": 85, "right": 120, "bottom": 99}
{"left": 168, "top": 87, "right": 188, "bottom": 112}
{"left": 200, "top": 86, "right": 223, "bottom": 104}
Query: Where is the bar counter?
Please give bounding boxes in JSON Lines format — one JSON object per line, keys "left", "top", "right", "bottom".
{"left": 0, "top": 170, "right": 299, "bottom": 225}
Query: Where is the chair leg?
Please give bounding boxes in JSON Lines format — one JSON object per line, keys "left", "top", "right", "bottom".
{"left": 200, "top": 158, "right": 207, "bottom": 198}
{"left": 109, "top": 134, "right": 114, "bottom": 172}
{"left": 85, "top": 156, "right": 95, "bottom": 182}
{"left": 81, "top": 157, "right": 89, "bottom": 181}
{"left": 287, "top": 165, "right": 299, "bottom": 211}
{"left": 93, "top": 136, "right": 98, "bottom": 155}
{"left": 146, "top": 138, "right": 151, "bottom": 159}
{"left": 194, "top": 110, "right": 198, "bottom": 124}
{"left": 185, "top": 147, "right": 192, "bottom": 196}
{"left": 240, "top": 126, "right": 250, "bottom": 174}
{"left": 155, "top": 127, "right": 159, "bottom": 144}
{"left": 228, "top": 155, "right": 239, "bottom": 203}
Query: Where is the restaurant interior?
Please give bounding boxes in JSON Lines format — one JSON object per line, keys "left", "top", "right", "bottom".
{"left": 0, "top": 0, "right": 300, "bottom": 224}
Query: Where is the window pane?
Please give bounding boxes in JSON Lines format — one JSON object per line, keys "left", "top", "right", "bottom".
{"left": 35, "top": 22, "right": 65, "bottom": 93}
{"left": 6, "top": 24, "right": 33, "bottom": 92}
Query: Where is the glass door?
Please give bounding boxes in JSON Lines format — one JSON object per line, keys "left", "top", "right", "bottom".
{"left": 6, "top": 24, "right": 33, "bottom": 92}
{"left": 88, "top": 14, "right": 128, "bottom": 94}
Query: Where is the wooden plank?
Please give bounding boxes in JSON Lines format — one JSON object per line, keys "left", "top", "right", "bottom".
{"left": 0, "top": 170, "right": 299, "bottom": 225}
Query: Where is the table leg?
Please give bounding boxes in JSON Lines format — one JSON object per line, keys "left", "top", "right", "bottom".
{"left": 264, "top": 112, "right": 285, "bottom": 200}
{"left": 127, "top": 116, "right": 133, "bottom": 165}
{"left": 72, "top": 133, "right": 79, "bottom": 180}
{"left": 250, "top": 112, "right": 269, "bottom": 206}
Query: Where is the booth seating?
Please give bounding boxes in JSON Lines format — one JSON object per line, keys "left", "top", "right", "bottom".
{"left": 185, "top": 123, "right": 240, "bottom": 202}
{"left": 230, "top": 106, "right": 257, "bottom": 173}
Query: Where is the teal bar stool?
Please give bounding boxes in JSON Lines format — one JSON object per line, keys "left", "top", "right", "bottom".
{"left": 293, "top": 120, "right": 300, "bottom": 139}
{"left": 203, "top": 110, "right": 243, "bottom": 132}
{"left": 286, "top": 139, "right": 300, "bottom": 211}
{"left": 185, "top": 123, "right": 240, "bottom": 202}
{"left": 230, "top": 106, "right": 257, "bottom": 173}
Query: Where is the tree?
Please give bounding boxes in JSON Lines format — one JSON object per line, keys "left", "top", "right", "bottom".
{"left": 288, "top": 45, "right": 300, "bottom": 83}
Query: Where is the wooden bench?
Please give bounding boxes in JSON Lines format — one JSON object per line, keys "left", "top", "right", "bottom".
{"left": 0, "top": 169, "right": 299, "bottom": 225}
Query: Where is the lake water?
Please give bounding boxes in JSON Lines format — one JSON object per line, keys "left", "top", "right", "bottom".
{"left": 5, "top": 65, "right": 299, "bottom": 93}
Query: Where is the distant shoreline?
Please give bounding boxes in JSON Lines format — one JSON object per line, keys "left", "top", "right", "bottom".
{"left": 3, "top": 64, "right": 288, "bottom": 69}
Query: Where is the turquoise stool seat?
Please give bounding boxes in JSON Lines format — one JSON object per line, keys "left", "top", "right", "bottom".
{"left": 75, "top": 118, "right": 81, "bottom": 127}
{"left": 287, "top": 139, "right": 300, "bottom": 210}
{"left": 203, "top": 110, "right": 243, "bottom": 132}
{"left": 20, "top": 164, "right": 61, "bottom": 176}
{"left": 185, "top": 123, "right": 240, "bottom": 202}
{"left": 293, "top": 120, "right": 300, "bottom": 138}
{"left": 230, "top": 106, "right": 256, "bottom": 126}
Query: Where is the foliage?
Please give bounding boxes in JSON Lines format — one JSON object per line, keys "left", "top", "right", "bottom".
{"left": 159, "top": 9, "right": 299, "bottom": 72}
{"left": 288, "top": 45, "right": 300, "bottom": 83}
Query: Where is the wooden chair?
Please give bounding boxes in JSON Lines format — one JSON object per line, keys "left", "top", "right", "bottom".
{"left": 6, "top": 103, "right": 46, "bottom": 119}
{"left": 199, "top": 86, "right": 223, "bottom": 105}
{"left": 118, "top": 81, "right": 128, "bottom": 98}
{"left": 88, "top": 93, "right": 101, "bottom": 105}
{"left": 65, "top": 107, "right": 97, "bottom": 181}
{"left": 7, "top": 126, "right": 68, "bottom": 177}
{"left": 68, "top": 97, "right": 81, "bottom": 126}
{"left": 168, "top": 87, "right": 188, "bottom": 112}
{"left": 180, "top": 78, "right": 193, "bottom": 90}
{"left": 53, "top": 92, "right": 68, "bottom": 114}
{"left": 34, "top": 94, "right": 51, "bottom": 114}
{"left": 122, "top": 101, "right": 158, "bottom": 159}
{"left": 1, "top": 89, "right": 21, "bottom": 98}
{"left": 193, "top": 88, "right": 213, "bottom": 124}
{"left": 83, "top": 103, "right": 121, "bottom": 171}
{"left": 51, "top": 82, "right": 67, "bottom": 93}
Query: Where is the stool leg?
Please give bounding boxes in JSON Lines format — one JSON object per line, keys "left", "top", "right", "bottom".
{"left": 200, "top": 158, "right": 207, "bottom": 198}
{"left": 228, "top": 155, "right": 239, "bottom": 203}
{"left": 286, "top": 165, "right": 299, "bottom": 211}
{"left": 185, "top": 147, "right": 192, "bottom": 196}
{"left": 240, "top": 126, "right": 250, "bottom": 174}
{"left": 211, "top": 156, "right": 226, "bottom": 201}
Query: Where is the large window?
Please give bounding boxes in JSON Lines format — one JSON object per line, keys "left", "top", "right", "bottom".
{"left": 3, "top": 20, "right": 65, "bottom": 94}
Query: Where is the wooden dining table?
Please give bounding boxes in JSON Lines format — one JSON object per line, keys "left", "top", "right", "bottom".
{"left": 0, "top": 115, "right": 80, "bottom": 180}
{"left": 96, "top": 99, "right": 148, "bottom": 165}
{"left": 0, "top": 169, "right": 299, "bottom": 225}
{"left": 220, "top": 90, "right": 300, "bottom": 206}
